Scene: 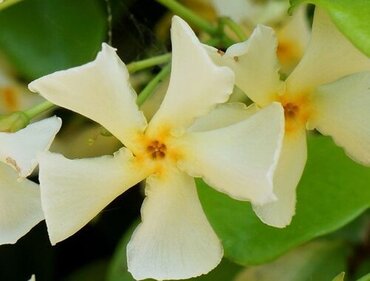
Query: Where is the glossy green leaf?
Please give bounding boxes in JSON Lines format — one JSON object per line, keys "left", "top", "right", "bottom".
{"left": 234, "top": 240, "right": 349, "bottom": 281}
{"left": 355, "top": 257, "right": 370, "bottom": 281}
{"left": 357, "top": 273, "right": 370, "bottom": 281}
{"left": 0, "top": 0, "right": 106, "bottom": 80}
{"left": 290, "top": 0, "right": 370, "bottom": 57}
{"left": 197, "top": 135, "right": 370, "bottom": 265}
{"left": 106, "top": 222, "right": 139, "bottom": 281}
{"left": 0, "top": 0, "right": 23, "bottom": 11}
{"left": 106, "top": 222, "right": 242, "bottom": 281}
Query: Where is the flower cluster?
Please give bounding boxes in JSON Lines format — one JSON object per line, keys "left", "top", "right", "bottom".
{"left": 1, "top": 5, "right": 370, "bottom": 281}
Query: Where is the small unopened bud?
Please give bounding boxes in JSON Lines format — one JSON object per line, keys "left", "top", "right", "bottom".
{"left": 0, "top": 111, "right": 29, "bottom": 132}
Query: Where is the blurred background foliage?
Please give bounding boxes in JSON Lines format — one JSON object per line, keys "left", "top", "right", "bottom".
{"left": 0, "top": 0, "right": 368, "bottom": 280}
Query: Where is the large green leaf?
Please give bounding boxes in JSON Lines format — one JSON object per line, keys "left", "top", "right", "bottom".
{"left": 0, "top": 0, "right": 106, "bottom": 80}
{"left": 357, "top": 273, "right": 370, "bottom": 281}
{"left": 0, "top": 0, "right": 23, "bottom": 11}
{"left": 234, "top": 240, "right": 349, "bottom": 281}
{"left": 197, "top": 135, "right": 370, "bottom": 265}
{"left": 290, "top": 0, "right": 370, "bottom": 57}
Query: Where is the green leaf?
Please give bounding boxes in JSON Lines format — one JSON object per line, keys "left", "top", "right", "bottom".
{"left": 0, "top": 0, "right": 23, "bottom": 11}
{"left": 355, "top": 257, "right": 370, "bottom": 280}
{"left": 106, "top": 222, "right": 139, "bottom": 281}
{"left": 234, "top": 240, "right": 349, "bottom": 281}
{"left": 357, "top": 273, "right": 370, "bottom": 281}
{"left": 106, "top": 222, "right": 242, "bottom": 281}
{"left": 290, "top": 0, "right": 370, "bottom": 57}
{"left": 0, "top": 0, "right": 106, "bottom": 80}
{"left": 197, "top": 135, "right": 370, "bottom": 265}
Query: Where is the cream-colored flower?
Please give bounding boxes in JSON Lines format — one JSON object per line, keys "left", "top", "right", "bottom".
{"left": 211, "top": 0, "right": 310, "bottom": 73}
{"left": 207, "top": 8, "right": 370, "bottom": 228}
{"left": 0, "top": 116, "right": 61, "bottom": 244}
{"left": 0, "top": 69, "right": 43, "bottom": 114}
{"left": 29, "top": 17, "right": 284, "bottom": 280}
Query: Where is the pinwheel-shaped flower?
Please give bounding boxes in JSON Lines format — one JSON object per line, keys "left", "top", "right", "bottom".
{"left": 207, "top": 9, "right": 370, "bottom": 228}
{"left": 0, "top": 116, "right": 61, "bottom": 244}
{"left": 210, "top": 0, "right": 310, "bottom": 73}
{"left": 29, "top": 17, "right": 284, "bottom": 280}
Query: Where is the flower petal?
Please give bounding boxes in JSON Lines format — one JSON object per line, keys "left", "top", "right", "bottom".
{"left": 148, "top": 16, "right": 234, "bottom": 133}
{"left": 286, "top": 9, "right": 370, "bottom": 94}
{"left": 211, "top": 0, "right": 289, "bottom": 26}
{"left": 29, "top": 43, "right": 147, "bottom": 151}
{"left": 0, "top": 163, "right": 43, "bottom": 245}
{"left": 180, "top": 103, "right": 285, "bottom": 205}
{"left": 211, "top": 0, "right": 250, "bottom": 23}
{"left": 189, "top": 102, "right": 258, "bottom": 132}
{"left": 127, "top": 168, "right": 222, "bottom": 280}
{"left": 0, "top": 116, "right": 61, "bottom": 177}
{"left": 38, "top": 148, "right": 148, "bottom": 244}
{"left": 253, "top": 128, "right": 307, "bottom": 227}
{"left": 206, "top": 25, "right": 283, "bottom": 107}
{"left": 276, "top": 5, "right": 310, "bottom": 74}
{"left": 309, "top": 72, "right": 370, "bottom": 165}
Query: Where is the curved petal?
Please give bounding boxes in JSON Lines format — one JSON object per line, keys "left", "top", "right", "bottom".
{"left": 0, "top": 163, "right": 43, "bottom": 245}
{"left": 286, "top": 9, "right": 370, "bottom": 94}
{"left": 38, "top": 148, "right": 149, "bottom": 244}
{"left": 212, "top": 0, "right": 289, "bottom": 27}
{"left": 0, "top": 116, "right": 61, "bottom": 177}
{"left": 211, "top": 0, "right": 249, "bottom": 23}
{"left": 148, "top": 16, "right": 234, "bottom": 134}
{"left": 309, "top": 72, "right": 370, "bottom": 166}
{"left": 276, "top": 5, "right": 310, "bottom": 74}
{"left": 180, "top": 103, "right": 285, "bottom": 205}
{"left": 189, "top": 102, "right": 258, "bottom": 132}
{"left": 253, "top": 128, "right": 307, "bottom": 227}
{"left": 206, "top": 25, "right": 283, "bottom": 107}
{"left": 127, "top": 168, "right": 222, "bottom": 280}
{"left": 29, "top": 43, "right": 147, "bottom": 151}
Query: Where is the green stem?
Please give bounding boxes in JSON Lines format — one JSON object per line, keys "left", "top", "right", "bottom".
{"left": 127, "top": 53, "right": 171, "bottom": 73}
{"left": 24, "top": 100, "right": 56, "bottom": 119}
{"left": 205, "top": 37, "right": 221, "bottom": 47}
{"left": 155, "top": 0, "right": 218, "bottom": 35}
{"left": 137, "top": 64, "right": 171, "bottom": 106}
{"left": 219, "top": 17, "right": 247, "bottom": 42}
{"left": 0, "top": 0, "right": 23, "bottom": 11}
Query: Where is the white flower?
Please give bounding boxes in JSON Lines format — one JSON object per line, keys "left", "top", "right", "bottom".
{"left": 210, "top": 0, "right": 310, "bottom": 73}
{"left": 0, "top": 69, "right": 43, "bottom": 114}
{"left": 29, "top": 17, "right": 284, "bottom": 280}
{"left": 0, "top": 116, "right": 61, "bottom": 244}
{"left": 206, "top": 8, "right": 370, "bottom": 228}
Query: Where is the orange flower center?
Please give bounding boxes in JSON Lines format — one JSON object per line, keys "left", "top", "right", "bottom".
{"left": 277, "top": 94, "right": 312, "bottom": 134}
{"left": 146, "top": 140, "right": 167, "bottom": 160}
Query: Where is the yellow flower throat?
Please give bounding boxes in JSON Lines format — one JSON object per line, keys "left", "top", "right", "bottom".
{"left": 277, "top": 93, "right": 312, "bottom": 134}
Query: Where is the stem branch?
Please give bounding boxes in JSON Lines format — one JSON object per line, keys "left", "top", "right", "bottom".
{"left": 137, "top": 64, "right": 171, "bottom": 106}
{"left": 155, "top": 0, "right": 218, "bottom": 35}
{"left": 24, "top": 101, "right": 56, "bottom": 119}
{"left": 127, "top": 53, "right": 171, "bottom": 73}
{"left": 219, "top": 17, "right": 247, "bottom": 42}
